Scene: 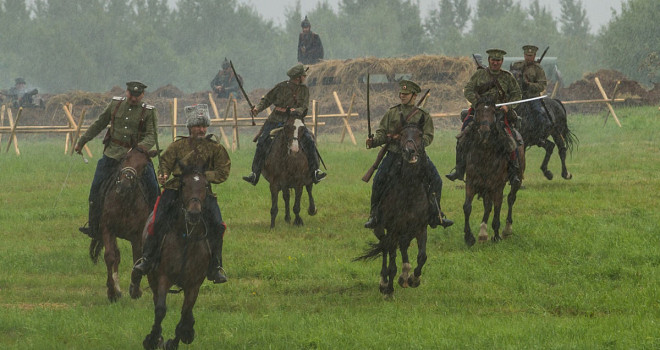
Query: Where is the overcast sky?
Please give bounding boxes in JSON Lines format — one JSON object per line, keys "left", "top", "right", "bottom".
{"left": 238, "top": 0, "right": 626, "bottom": 33}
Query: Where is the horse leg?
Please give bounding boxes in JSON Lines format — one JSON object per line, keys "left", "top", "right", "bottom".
{"left": 540, "top": 139, "right": 555, "bottom": 180}
{"left": 282, "top": 188, "right": 291, "bottom": 224}
{"left": 384, "top": 247, "right": 397, "bottom": 298}
{"left": 170, "top": 285, "right": 201, "bottom": 347}
{"left": 129, "top": 238, "right": 143, "bottom": 299}
{"left": 491, "top": 191, "right": 503, "bottom": 243}
{"left": 379, "top": 244, "right": 389, "bottom": 295}
{"left": 463, "top": 190, "right": 476, "bottom": 247}
{"left": 478, "top": 195, "right": 493, "bottom": 243}
{"left": 409, "top": 228, "right": 427, "bottom": 288}
{"left": 554, "top": 133, "right": 573, "bottom": 180}
{"left": 103, "top": 233, "right": 122, "bottom": 302}
{"left": 143, "top": 278, "right": 169, "bottom": 350}
{"left": 306, "top": 184, "right": 317, "bottom": 216}
{"left": 503, "top": 184, "right": 520, "bottom": 238}
{"left": 269, "top": 184, "right": 279, "bottom": 229}
{"left": 292, "top": 186, "right": 304, "bottom": 226}
{"left": 397, "top": 235, "right": 412, "bottom": 288}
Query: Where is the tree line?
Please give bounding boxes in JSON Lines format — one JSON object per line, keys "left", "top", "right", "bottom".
{"left": 0, "top": 0, "right": 657, "bottom": 95}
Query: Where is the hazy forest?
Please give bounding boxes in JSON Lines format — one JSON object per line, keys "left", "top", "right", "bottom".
{"left": 0, "top": 0, "right": 658, "bottom": 94}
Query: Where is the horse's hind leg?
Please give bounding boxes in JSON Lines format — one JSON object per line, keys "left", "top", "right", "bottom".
{"left": 171, "top": 285, "right": 201, "bottom": 346}
{"left": 503, "top": 185, "right": 520, "bottom": 238}
{"left": 409, "top": 229, "right": 427, "bottom": 288}
{"left": 379, "top": 249, "right": 389, "bottom": 295}
{"left": 292, "top": 186, "right": 304, "bottom": 226}
{"left": 540, "top": 140, "right": 555, "bottom": 180}
{"left": 103, "top": 235, "right": 122, "bottom": 302}
{"left": 478, "top": 196, "right": 493, "bottom": 243}
{"left": 306, "top": 184, "right": 317, "bottom": 216}
{"left": 491, "top": 192, "right": 503, "bottom": 242}
{"left": 282, "top": 188, "right": 291, "bottom": 224}
{"left": 269, "top": 185, "right": 279, "bottom": 229}
{"left": 397, "top": 235, "right": 412, "bottom": 288}
{"left": 384, "top": 248, "right": 397, "bottom": 298}
{"left": 129, "top": 238, "right": 143, "bottom": 299}
{"left": 554, "top": 133, "right": 572, "bottom": 180}
{"left": 463, "top": 192, "right": 476, "bottom": 247}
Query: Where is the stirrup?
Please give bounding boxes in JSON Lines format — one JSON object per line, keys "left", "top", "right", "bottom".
{"left": 445, "top": 169, "right": 464, "bottom": 182}
{"left": 242, "top": 173, "right": 258, "bottom": 186}
{"left": 133, "top": 257, "right": 152, "bottom": 275}
{"left": 208, "top": 266, "right": 227, "bottom": 284}
{"left": 313, "top": 169, "right": 326, "bottom": 183}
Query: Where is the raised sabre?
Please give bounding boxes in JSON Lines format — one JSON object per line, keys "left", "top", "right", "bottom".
{"left": 229, "top": 60, "right": 256, "bottom": 126}
{"left": 496, "top": 94, "right": 548, "bottom": 107}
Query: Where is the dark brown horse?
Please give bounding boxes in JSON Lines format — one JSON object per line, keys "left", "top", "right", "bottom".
{"left": 138, "top": 164, "right": 212, "bottom": 350}
{"left": 89, "top": 147, "right": 158, "bottom": 302}
{"left": 516, "top": 98, "right": 577, "bottom": 180}
{"left": 356, "top": 120, "right": 430, "bottom": 298}
{"left": 262, "top": 118, "right": 317, "bottom": 228}
{"left": 462, "top": 97, "right": 525, "bottom": 246}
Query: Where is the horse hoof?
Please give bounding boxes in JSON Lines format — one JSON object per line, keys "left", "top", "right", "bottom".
{"left": 165, "top": 338, "right": 180, "bottom": 350}
{"left": 543, "top": 170, "right": 554, "bottom": 180}
{"left": 492, "top": 234, "right": 502, "bottom": 243}
{"left": 563, "top": 172, "right": 573, "bottom": 180}
{"left": 465, "top": 235, "right": 476, "bottom": 247}
{"left": 293, "top": 218, "right": 304, "bottom": 226}
{"left": 143, "top": 334, "right": 163, "bottom": 350}
{"left": 382, "top": 293, "right": 395, "bottom": 301}
{"left": 129, "top": 283, "right": 142, "bottom": 299}
{"left": 397, "top": 275, "right": 409, "bottom": 288}
{"left": 308, "top": 207, "right": 317, "bottom": 216}
{"left": 408, "top": 276, "right": 421, "bottom": 288}
{"left": 478, "top": 234, "right": 489, "bottom": 243}
{"left": 108, "top": 291, "right": 122, "bottom": 303}
{"left": 284, "top": 216, "right": 291, "bottom": 223}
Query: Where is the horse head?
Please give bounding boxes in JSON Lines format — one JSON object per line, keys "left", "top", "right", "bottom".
{"left": 115, "top": 146, "right": 158, "bottom": 194}
{"left": 177, "top": 161, "right": 209, "bottom": 226}
{"left": 473, "top": 96, "right": 498, "bottom": 144}
{"left": 284, "top": 118, "right": 307, "bottom": 154}
{"left": 398, "top": 117, "right": 426, "bottom": 165}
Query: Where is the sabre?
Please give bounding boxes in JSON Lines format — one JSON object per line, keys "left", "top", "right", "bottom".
{"left": 366, "top": 73, "right": 373, "bottom": 139}
{"left": 537, "top": 46, "right": 549, "bottom": 64}
{"left": 496, "top": 95, "right": 548, "bottom": 107}
{"left": 229, "top": 60, "right": 256, "bottom": 126}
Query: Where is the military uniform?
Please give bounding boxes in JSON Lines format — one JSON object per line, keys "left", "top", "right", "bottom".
{"left": 447, "top": 49, "right": 522, "bottom": 185}
{"left": 365, "top": 80, "right": 452, "bottom": 230}
{"left": 77, "top": 81, "right": 160, "bottom": 238}
{"left": 297, "top": 16, "right": 324, "bottom": 65}
{"left": 511, "top": 45, "right": 552, "bottom": 135}
{"left": 134, "top": 104, "right": 231, "bottom": 284}
{"left": 210, "top": 58, "right": 242, "bottom": 99}
{"left": 243, "top": 64, "right": 325, "bottom": 185}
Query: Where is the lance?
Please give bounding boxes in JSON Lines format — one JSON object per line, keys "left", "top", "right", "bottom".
{"left": 537, "top": 46, "right": 549, "bottom": 64}
{"left": 496, "top": 95, "right": 548, "bottom": 108}
{"left": 229, "top": 60, "right": 256, "bottom": 126}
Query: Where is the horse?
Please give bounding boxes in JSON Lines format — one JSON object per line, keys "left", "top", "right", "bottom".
{"left": 462, "top": 96, "right": 525, "bottom": 246}
{"left": 515, "top": 97, "right": 577, "bottom": 180}
{"left": 88, "top": 147, "right": 158, "bottom": 302}
{"left": 262, "top": 118, "right": 317, "bottom": 228}
{"left": 355, "top": 119, "right": 430, "bottom": 298}
{"left": 138, "top": 164, "right": 212, "bottom": 350}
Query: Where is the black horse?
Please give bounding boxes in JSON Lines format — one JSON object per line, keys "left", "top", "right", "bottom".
{"left": 137, "top": 164, "right": 213, "bottom": 350}
{"left": 356, "top": 120, "right": 430, "bottom": 298}
{"left": 462, "top": 97, "right": 525, "bottom": 246}
{"left": 88, "top": 147, "right": 158, "bottom": 302}
{"left": 262, "top": 118, "right": 317, "bottom": 228}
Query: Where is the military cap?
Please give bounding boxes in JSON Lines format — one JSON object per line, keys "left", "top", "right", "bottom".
{"left": 399, "top": 80, "right": 421, "bottom": 94}
{"left": 126, "top": 81, "right": 147, "bottom": 96}
{"left": 486, "top": 48, "right": 507, "bottom": 60}
{"left": 522, "top": 45, "right": 539, "bottom": 55}
{"left": 15, "top": 77, "right": 26, "bottom": 84}
{"left": 287, "top": 64, "right": 307, "bottom": 78}
{"left": 222, "top": 57, "right": 230, "bottom": 69}
{"left": 301, "top": 16, "right": 311, "bottom": 28}
{"left": 185, "top": 104, "right": 211, "bottom": 128}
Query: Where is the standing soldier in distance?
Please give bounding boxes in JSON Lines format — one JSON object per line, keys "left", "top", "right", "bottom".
{"left": 510, "top": 45, "right": 551, "bottom": 140}
{"left": 134, "top": 104, "right": 231, "bottom": 284}
{"left": 446, "top": 48, "right": 523, "bottom": 186}
{"left": 75, "top": 81, "right": 160, "bottom": 239}
{"left": 297, "top": 16, "right": 324, "bottom": 65}
{"left": 242, "top": 64, "right": 326, "bottom": 186}
{"left": 364, "top": 80, "right": 453, "bottom": 230}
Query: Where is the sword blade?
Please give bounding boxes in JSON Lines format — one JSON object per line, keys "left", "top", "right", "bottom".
{"left": 496, "top": 94, "right": 548, "bottom": 107}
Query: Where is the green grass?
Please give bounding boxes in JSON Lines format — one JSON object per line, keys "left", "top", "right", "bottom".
{"left": 1, "top": 107, "right": 659, "bottom": 349}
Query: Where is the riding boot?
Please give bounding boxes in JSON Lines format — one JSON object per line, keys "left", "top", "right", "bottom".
{"left": 243, "top": 138, "right": 268, "bottom": 186}
{"left": 133, "top": 233, "right": 160, "bottom": 275}
{"left": 79, "top": 201, "right": 100, "bottom": 238}
{"left": 428, "top": 194, "right": 454, "bottom": 229}
{"left": 508, "top": 157, "right": 522, "bottom": 187}
{"left": 364, "top": 202, "right": 379, "bottom": 229}
{"left": 207, "top": 239, "right": 227, "bottom": 284}
{"left": 446, "top": 140, "right": 466, "bottom": 182}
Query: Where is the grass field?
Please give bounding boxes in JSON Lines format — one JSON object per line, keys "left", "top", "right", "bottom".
{"left": 1, "top": 107, "right": 659, "bottom": 349}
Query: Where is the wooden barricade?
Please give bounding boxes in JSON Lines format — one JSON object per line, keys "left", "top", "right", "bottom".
{"left": 561, "top": 77, "right": 623, "bottom": 127}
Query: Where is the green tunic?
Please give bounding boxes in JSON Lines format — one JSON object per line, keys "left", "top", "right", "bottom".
{"left": 372, "top": 104, "right": 433, "bottom": 154}
{"left": 464, "top": 68, "right": 522, "bottom": 109}
{"left": 159, "top": 135, "right": 231, "bottom": 192}
{"left": 78, "top": 97, "right": 157, "bottom": 160}
{"left": 510, "top": 61, "right": 547, "bottom": 99}
{"left": 255, "top": 80, "right": 309, "bottom": 123}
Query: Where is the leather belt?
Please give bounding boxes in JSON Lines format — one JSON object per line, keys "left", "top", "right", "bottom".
{"left": 274, "top": 106, "right": 288, "bottom": 113}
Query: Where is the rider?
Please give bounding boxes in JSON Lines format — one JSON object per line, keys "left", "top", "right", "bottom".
{"left": 210, "top": 57, "right": 242, "bottom": 100}
{"left": 446, "top": 48, "right": 523, "bottom": 186}
{"left": 133, "top": 104, "right": 231, "bottom": 284}
{"left": 75, "top": 81, "right": 160, "bottom": 239}
{"left": 364, "top": 80, "right": 453, "bottom": 230}
{"left": 510, "top": 45, "right": 552, "bottom": 139}
{"left": 243, "top": 63, "right": 326, "bottom": 185}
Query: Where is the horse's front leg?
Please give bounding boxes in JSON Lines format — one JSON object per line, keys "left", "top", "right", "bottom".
{"left": 292, "top": 186, "right": 304, "bottom": 226}
{"left": 540, "top": 139, "right": 555, "bottom": 180}
{"left": 463, "top": 189, "right": 476, "bottom": 247}
{"left": 503, "top": 183, "right": 520, "bottom": 238}
{"left": 129, "top": 237, "right": 143, "bottom": 299}
{"left": 143, "top": 277, "right": 169, "bottom": 350}
{"left": 305, "top": 184, "right": 317, "bottom": 216}
{"left": 554, "top": 133, "right": 573, "bottom": 180}
{"left": 169, "top": 285, "right": 201, "bottom": 348}
{"left": 103, "top": 232, "right": 122, "bottom": 302}
{"left": 269, "top": 184, "right": 279, "bottom": 229}
{"left": 479, "top": 194, "right": 494, "bottom": 243}
{"left": 397, "top": 234, "right": 412, "bottom": 288}
{"left": 384, "top": 247, "right": 398, "bottom": 299}
{"left": 491, "top": 191, "right": 503, "bottom": 242}
{"left": 282, "top": 187, "right": 291, "bottom": 224}
{"left": 379, "top": 244, "right": 389, "bottom": 295}
{"left": 410, "top": 228, "right": 427, "bottom": 288}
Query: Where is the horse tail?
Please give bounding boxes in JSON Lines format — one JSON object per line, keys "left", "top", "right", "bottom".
{"left": 552, "top": 99, "right": 579, "bottom": 154}
{"left": 353, "top": 234, "right": 395, "bottom": 262}
{"left": 89, "top": 238, "right": 103, "bottom": 264}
